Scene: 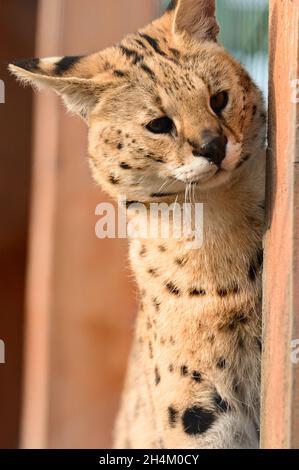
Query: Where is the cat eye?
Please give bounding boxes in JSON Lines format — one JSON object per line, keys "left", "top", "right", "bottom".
{"left": 210, "top": 91, "right": 229, "bottom": 114}
{"left": 146, "top": 116, "right": 174, "bottom": 134}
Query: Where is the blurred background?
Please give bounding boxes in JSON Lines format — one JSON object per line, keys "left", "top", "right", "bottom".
{"left": 0, "top": 0, "right": 269, "bottom": 449}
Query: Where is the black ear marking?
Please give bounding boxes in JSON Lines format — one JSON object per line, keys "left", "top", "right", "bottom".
{"left": 11, "top": 57, "right": 40, "bottom": 72}
{"left": 55, "top": 55, "right": 83, "bottom": 76}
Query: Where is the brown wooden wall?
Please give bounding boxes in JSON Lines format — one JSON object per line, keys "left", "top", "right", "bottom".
{"left": 20, "top": 0, "right": 158, "bottom": 449}
{"left": 0, "top": 0, "right": 37, "bottom": 449}
{"left": 261, "top": 0, "right": 299, "bottom": 449}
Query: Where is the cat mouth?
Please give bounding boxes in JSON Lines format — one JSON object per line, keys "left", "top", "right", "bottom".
{"left": 170, "top": 157, "right": 220, "bottom": 185}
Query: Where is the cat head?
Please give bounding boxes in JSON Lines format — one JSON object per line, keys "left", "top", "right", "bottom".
{"left": 9, "top": 0, "right": 266, "bottom": 202}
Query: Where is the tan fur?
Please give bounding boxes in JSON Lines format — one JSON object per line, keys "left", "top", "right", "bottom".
{"left": 10, "top": 0, "right": 266, "bottom": 449}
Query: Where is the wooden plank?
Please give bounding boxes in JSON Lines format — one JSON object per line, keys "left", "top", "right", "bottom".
{"left": 261, "top": 0, "right": 299, "bottom": 449}
{"left": 21, "top": 0, "right": 157, "bottom": 449}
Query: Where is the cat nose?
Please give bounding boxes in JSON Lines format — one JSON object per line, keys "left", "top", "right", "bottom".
{"left": 192, "top": 131, "right": 227, "bottom": 167}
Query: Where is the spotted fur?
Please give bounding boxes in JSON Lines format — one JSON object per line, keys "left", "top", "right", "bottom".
{"left": 9, "top": 0, "right": 266, "bottom": 449}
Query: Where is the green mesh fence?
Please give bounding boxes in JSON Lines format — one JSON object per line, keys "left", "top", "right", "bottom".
{"left": 160, "top": 0, "right": 269, "bottom": 98}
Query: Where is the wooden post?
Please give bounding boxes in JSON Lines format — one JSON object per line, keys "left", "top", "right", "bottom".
{"left": 261, "top": 0, "right": 299, "bottom": 449}
{"left": 21, "top": 0, "right": 157, "bottom": 449}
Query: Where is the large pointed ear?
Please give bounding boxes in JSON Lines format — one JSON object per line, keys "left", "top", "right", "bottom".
{"left": 172, "top": 0, "right": 219, "bottom": 42}
{"left": 9, "top": 55, "right": 111, "bottom": 120}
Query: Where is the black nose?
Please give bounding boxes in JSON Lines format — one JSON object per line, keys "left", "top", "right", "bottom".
{"left": 193, "top": 132, "right": 227, "bottom": 167}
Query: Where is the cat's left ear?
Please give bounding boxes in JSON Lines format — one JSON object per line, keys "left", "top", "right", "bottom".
{"left": 172, "top": 0, "right": 219, "bottom": 42}
{"left": 9, "top": 54, "right": 111, "bottom": 120}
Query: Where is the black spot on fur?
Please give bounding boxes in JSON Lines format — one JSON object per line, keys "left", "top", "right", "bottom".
{"left": 249, "top": 261, "right": 258, "bottom": 281}
{"left": 213, "top": 392, "right": 231, "bottom": 412}
{"left": 182, "top": 406, "right": 216, "bottom": 435}
{"left": 134, "top": 39, "right": 148, "bottom": 50}
{"left": 139, "top": 33, "right": 166, "bottom": 57}
{"left": 119, "top": 45, "right": 144, "bottom": 65}
{"left": 12, "top": 57, "right": 40, "bottom": 71}
{"left": 217, "top": 288, "right": 228, "bottom": 297}
{"left": 117, "top": 142, "right": 123, "bottom": 150}
{"left": 168, "top": 406, "right": 178, "bottom": 427}
{"left": 109, "top": 175, "right": 119, "bottom": 185}
{"left": 169, "top": 48, "right": 180, "bottom": 59}
{"left": 191, "top": 371, "right": 202, "bottom": 383}
{"left": 139, "top": 245, "right": 147, "bottom": 257}
{"left": 260, "top": 111, "right": 267, "bottom": 123}
{"left": 145, "top": 154, "right": 165, "bottom": 163}
{"left": 207, "top": 334, "right": 215, "bottom": 343}
{"left": 252, "top": 104, "right": 257, "bottom": 116}
{"left": 180, "top": 365, "right": 188, "bottom": 376}
{"left": 148, "top": 268, "right": 158, "bottom": 277}
{"left": 155, "top": 367, "right": 161, "bottom": 385}
{"left": 175, "top": 257, "right": 187, "bottom": 267}
{"left": 189, "top": 288, "right": 206, "bottom": 296}
{"left": 221, "top": 312, "right": 248, "bottom": 331}
{"left": 166, "top": 282, "right": 180, "bottom": 295}
{"left": 148, "top": 341, "right": 153, "bottom": 359}
{"left": 152, "top": 297, "right": 160, "bottom": 312}
{"left": 169, "top": 364, "right": 174, "bottom": 373}
{"left": 217, "top": 357, "right": 226, "bottom": 369}
{"left": 140, "top": 63, "right": 156, "bottom": 79}
{"left": 55, "top": 56, "right": 82, "bottom": 75}
{"left": 119, "top": 162, "right": 131, "bottom": 170}
{"left": 232, "top": 283, "right": 240, "bottom": 294}
{"left": 113, "top": 70, "right": 128, "bottom": 78}
{"left": 158, "top": 245, "right": 166, "bottom": 252}
{"left": 257, "top": 249, "right": 264, "bottom": 268}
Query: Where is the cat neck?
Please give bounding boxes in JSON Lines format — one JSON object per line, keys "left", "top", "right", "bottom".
{"left": 127, "top": 149, "right": 266, "bottom": 253}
